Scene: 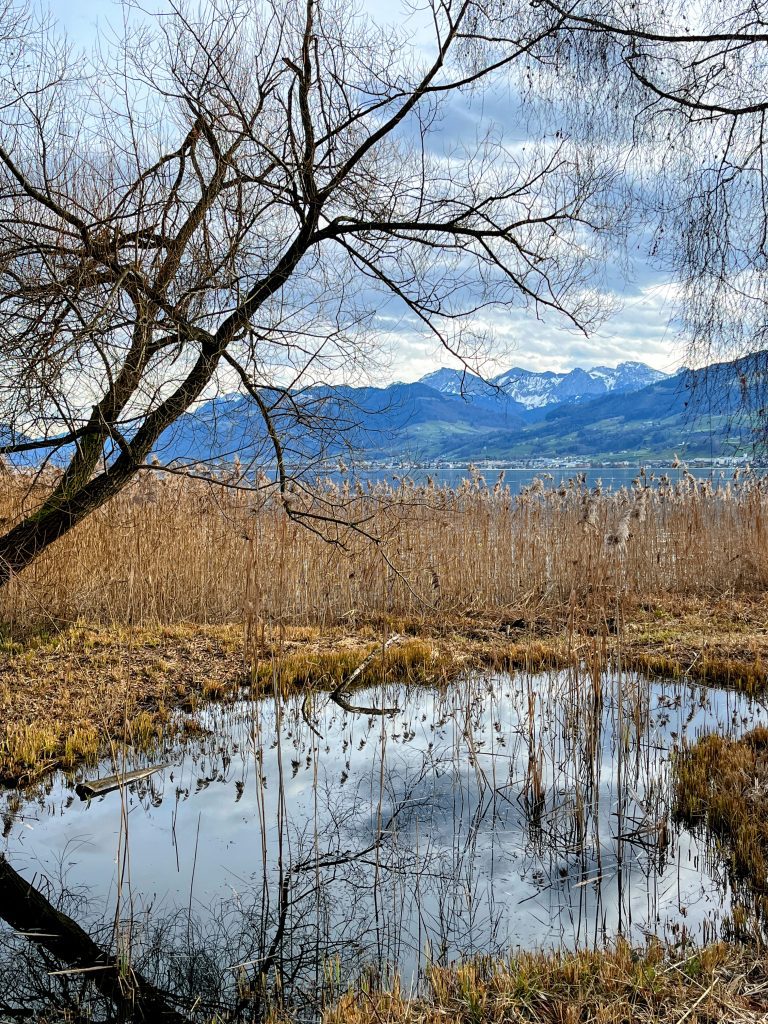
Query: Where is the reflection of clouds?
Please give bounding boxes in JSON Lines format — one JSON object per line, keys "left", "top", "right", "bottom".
{"left": 3, "top": 673, "right": 762, "bottom": 991}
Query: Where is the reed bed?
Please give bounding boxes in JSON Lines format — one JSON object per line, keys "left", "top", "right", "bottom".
{"left": 1, "top": 463, "right": 767, "bottom": 628}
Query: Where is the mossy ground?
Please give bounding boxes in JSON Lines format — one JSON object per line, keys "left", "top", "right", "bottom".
{"left": 0, "top": 623, "right": 245, "bottom": 785}
{"left": 0, "top": 593, "right": 767, "bottom": 785}
{"left": 623, "top": 595, "right": 768, "bottom": 692}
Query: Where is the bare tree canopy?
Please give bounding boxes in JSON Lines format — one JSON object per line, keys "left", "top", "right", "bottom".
{"left": 0, "top": 0, "right": 625, "bottom": 581}
{"left": 1, "top": 0, "right": 767, "bottom": 581}
{"left": 470, "top": 0, "right": 768, "bottom": 368}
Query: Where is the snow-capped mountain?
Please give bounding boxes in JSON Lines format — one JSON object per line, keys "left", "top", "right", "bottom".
{"left": 420, "top": 361, "right": 668, "bottom": 410}
{"left": 157, "top": 352, "right": 755, "bottom": 464}
{"left": 418, "top": 367, "right": 495, "bottom": 398}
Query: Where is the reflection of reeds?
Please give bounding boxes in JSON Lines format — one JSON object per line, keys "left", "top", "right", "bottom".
{"left": 0, "top": 664, "right": 757, "bottom": 1019}
{"left": 1, "top": 466, "right": 767, "bottom": 627}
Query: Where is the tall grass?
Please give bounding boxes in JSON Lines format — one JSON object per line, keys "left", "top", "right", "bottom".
{"left": 1, "top": 463, "right": 766, "bottom": 627}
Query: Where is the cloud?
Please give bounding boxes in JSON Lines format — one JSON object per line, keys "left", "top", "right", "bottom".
{"left": 47, "top": 0, "right": 688, "bottom": 385}
{"left": 376, "top": 265, "right": 686, "bottom": 382}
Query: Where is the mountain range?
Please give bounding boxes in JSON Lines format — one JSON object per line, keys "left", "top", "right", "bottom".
{"left": 155, "top": 353, "right": 767, "bottom": 465}
{"left": 417, "top": 361, "right": 667, "bottom": 414}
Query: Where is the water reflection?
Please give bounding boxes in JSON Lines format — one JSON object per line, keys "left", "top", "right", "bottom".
{"left": 0, "top": 669, "right": 762, "bottom": 1021}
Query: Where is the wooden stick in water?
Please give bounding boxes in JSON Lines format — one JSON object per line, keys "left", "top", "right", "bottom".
{"left": 75, "top": 765, "right": 165, "bottom": 800}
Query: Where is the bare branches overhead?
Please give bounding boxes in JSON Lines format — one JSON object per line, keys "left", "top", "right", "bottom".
{"left": 467, "top": 0, "right": 768, "bottom": 371}
{"left": 0, "top": 0, "right": 620, "bottom": 580}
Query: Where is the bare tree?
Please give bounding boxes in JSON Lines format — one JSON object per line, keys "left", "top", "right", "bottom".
{"left": 469, "top": 0, "right": 768, "bottom": 382}
{"left": 0, "top": 0, "right": 622, "bottom": 583}
{"left": 3, "top": 0, "right": 768, "bottom": 585}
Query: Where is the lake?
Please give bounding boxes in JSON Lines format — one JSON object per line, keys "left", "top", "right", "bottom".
{"left": 311, "top": 465, "right": 737, "bottom": 493}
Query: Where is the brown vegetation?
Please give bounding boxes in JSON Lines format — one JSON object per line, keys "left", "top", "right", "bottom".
{"left": 319, "top": 940, "right": 768, "bottom": 1024}
{"left": 674, "top": 726, "right": 768, "bottom": 931}
{"left": 1, "top": 466, "right": 767, "bottom": 783}
{"left": 0, "top": 623, "right": 245, "bottom": 786}
{"left": 2, "top": 464, "right": 767, "bottom": 629}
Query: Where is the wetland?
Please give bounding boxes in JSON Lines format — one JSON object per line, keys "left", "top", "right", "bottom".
{"left": 2, "top": 468, "right": 768, "bottom": 1021}
{"left": 1, "top": 665, "right": 766, "bottom": 1020}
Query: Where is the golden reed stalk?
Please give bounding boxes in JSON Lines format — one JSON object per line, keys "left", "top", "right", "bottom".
{"left": 1, "top": 464, "right": 764, "bottom": 627}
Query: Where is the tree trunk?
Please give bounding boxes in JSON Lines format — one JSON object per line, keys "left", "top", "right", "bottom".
{"left": 0, "top": 342, "right": 227, "bottom": 587}
{"left": 0, "top": 467, "right": 132, "bottom": 587}
{"left": 0, "top": 854, "right": 189, "bottom": 1022}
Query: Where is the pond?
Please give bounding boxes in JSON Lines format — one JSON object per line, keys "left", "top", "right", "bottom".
{"left": 0, "top": 668, "right": 763, "bottom": 1020}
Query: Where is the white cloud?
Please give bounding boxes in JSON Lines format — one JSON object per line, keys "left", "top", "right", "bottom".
{"left": 46, "top": 0, "right": 688, "bottom": 384}
{"left": 378, "top": 271, "right": 686, "bottom": 383}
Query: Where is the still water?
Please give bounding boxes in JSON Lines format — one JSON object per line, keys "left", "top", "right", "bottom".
{"left": 0, "top": 669, "right": 762, "bottom": 1018}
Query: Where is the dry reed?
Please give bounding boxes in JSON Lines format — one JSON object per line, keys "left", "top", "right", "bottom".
{"left": 1, "top": 464, "right": 766, "bottom": 628}
{"left": 320, "top": 940, "right": 768, "bottom": 1024}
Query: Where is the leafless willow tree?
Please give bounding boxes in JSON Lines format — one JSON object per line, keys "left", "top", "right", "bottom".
{"left": 2, "top": 0, "right": 767, "bottom": 584}
{"left": 0, "top": 0, "right": 623, "bottom": 583}
{"left": 473, "top": 0, "right": 768, "bottom": 375}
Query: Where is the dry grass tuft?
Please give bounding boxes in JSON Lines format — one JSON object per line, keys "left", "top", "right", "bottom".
{"left": 321, "top": 940, "right": 768, "bottom": 1023}
{"left": 674, "top": 726, "right": 768, "bottom": 929}
{"left": 252, "top": 638, "right": 445, "bottom": 690}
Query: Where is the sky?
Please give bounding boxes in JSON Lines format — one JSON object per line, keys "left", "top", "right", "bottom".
{"left": 42, "top": 0, "right": 686, "bottom": 384}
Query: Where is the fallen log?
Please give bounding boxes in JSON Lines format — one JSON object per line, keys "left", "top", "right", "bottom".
{"left": 75, "top": 764, "right": 164, "bottom": 801}
{"left": 328, "top": 633, "right": 403, "bottom": 715}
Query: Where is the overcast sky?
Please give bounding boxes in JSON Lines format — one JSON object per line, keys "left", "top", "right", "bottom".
{"left": 43, "top": 0, "right": 685, "bottom": 383}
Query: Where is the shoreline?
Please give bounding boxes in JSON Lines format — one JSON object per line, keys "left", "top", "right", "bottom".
{"left": 1, "top": 594, "right": 766, "bottom": 787}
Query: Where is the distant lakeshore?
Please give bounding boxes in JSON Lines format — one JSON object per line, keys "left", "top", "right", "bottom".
{"left": 312, "top": 457, "right": 765, "bottom": 493}
{"left": 345, "top": 455, "right": 760, "bottom": 473}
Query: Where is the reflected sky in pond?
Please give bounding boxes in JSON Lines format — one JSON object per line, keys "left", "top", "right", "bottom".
{"left": 1, "top": 669, "right": 764, "bottom": 1016}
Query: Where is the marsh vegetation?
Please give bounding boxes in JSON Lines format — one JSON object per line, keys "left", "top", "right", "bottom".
{"left": 1, "top": 0, "right": 768, "bottom": 1013}
{"left": 1, "top": 467, "right": 768, "bottom": 1021}
{"left": 2, "top": 463, "right": 767, "bottom": 629}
